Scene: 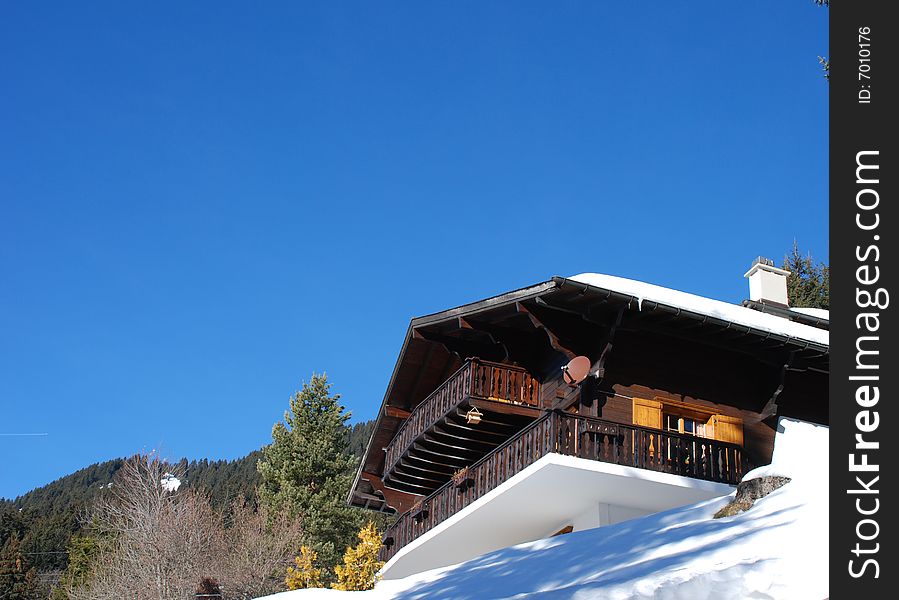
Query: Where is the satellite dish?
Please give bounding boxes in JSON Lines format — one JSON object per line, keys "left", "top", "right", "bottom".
{"left": 562, "top": 355, "right": 591, "bottom": 386}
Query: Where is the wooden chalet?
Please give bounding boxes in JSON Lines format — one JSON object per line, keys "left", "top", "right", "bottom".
{"left": 348, "top": 268, "right": 829, "bottom": 578}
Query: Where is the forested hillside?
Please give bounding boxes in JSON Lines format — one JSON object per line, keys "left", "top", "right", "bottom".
{"left": 0, "top": 419, "right": 375, "bottom": 577}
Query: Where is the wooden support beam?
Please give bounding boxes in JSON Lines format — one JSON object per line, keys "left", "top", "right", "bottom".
{"left": 432, "top": 425, "right": 502, "bottom": 447}
{"left": 593, "top": 305, "right": 625, "bottom": 379}
{"left": 420, "top": 434, "right": 485, "bottom": 457}
{"left": 410, "top": 442, "right": 472, "bottom": 467}
{"left": 461, "top": 318, "right": 549, "bottom": 375}
{"left": 552, "top": 305, "right": 624, "bottom": 413}
{"left": 412, "top": 328, "right": 508, "bottom": 362}
{"left": 761, "top": 351, "right": 796, "bottom": 419}
{"left": 383, "top": 476, "right": 434, "bottom": 494}
{"left": 451, "top": 408, "right": 521, "bottom": 429}
{"left": 406, "top": 342, "right": 436, "bottom": 407}
{"left": 516, "top": 302, "right": 577, "bottom": 359}
{"left": 398, "top": 457, "right": 455, "bottom": 477}
{"left": 384, "top": 405, "right": 412, "bottom": 420}
{"left": 354, "top": 491, "right": 386, "bottom": 504}
{"left": 401, "top": 455, "right": 456, "bottom": 475}
{"left": 401, "top": 449, "right": 463, "bottom": 469}
{"left": 469, "top": 398, "right": 543, "bottom": 419}
{"left": 392, "top": 465, "right": 445, "bottom": 485}
{"left": 361, "top": 471, "right": 421, "bottom": 513}
{"left": 441, "top": 418, "right": 509, "bottom": 439}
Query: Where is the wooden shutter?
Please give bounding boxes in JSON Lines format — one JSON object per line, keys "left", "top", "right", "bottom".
{"left": 633, "top": 398, "right": 662, "bottom": 429}
{"left": 708, "top": 414, "right": 744, "bottom": 446}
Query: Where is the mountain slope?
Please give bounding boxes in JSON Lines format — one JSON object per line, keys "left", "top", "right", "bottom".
{"left": 0, "top": 418, "right": 375, "bottom": 574}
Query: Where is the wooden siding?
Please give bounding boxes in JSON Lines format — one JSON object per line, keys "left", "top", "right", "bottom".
{"left": 586, "top": 381, "right": 775, "bottom": 468}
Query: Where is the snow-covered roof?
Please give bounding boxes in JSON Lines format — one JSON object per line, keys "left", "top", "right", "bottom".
{"left": 567, "top": 273, "right": 829, "bottom": 348}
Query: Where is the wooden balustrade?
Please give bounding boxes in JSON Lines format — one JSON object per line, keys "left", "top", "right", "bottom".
{"left": 379, "top": 411, "right": 748, "bottom": 562}
{"left": 383, "top": 359, "right": 539, "bottom": 478}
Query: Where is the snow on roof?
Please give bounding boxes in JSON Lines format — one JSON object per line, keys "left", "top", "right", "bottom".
{"left": 568, "top": 272, "right": 829, "bottom": 348}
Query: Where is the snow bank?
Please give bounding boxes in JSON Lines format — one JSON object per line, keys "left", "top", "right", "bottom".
{"left": 567, "top": 273, "right": 829, "bottom": 347}
{"left": 256, "top": 417, "right": 829, "bottom": 600}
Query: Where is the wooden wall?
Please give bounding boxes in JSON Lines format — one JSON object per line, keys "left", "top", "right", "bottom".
{"left": 592, "top": 382, "right": 776, "bottom": 468}
{"left": 565, "top": 329, "right": 790, "bottom": 468}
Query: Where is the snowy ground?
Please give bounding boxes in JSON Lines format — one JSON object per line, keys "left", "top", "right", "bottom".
{"left": 258, "top": 419, "right": 828, "bottom": 600}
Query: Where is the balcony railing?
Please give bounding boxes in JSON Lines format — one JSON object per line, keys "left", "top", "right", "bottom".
{"left": 380, "top": 410, "right": 747, "bottom": 562}
{"left": 383, "top": 359, "right": 540, "bottom": 479}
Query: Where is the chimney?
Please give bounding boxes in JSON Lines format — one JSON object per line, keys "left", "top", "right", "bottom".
{"left": 744, "top": 257, "right": 791, "bottom": 307}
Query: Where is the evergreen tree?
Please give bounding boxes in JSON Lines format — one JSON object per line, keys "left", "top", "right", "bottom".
{"left": 258, "top": 374, "right": 363, "bottom": 577}
{"left": 285, "top": 546, "right": 323, "bottom": 590}
{"left": 52, "top": 533, "right": 103, "bottom": 598}
{"left": 783, "top": 242, "right": 829, "bottom": 309}
{"left": 332, "top": 522, "right": 383, "bottom": 591}
{"left": 0, "top": 534, "right": 37, "bottom": 600}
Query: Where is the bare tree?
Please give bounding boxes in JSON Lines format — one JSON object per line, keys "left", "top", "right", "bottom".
{"left": 68, "top": 454, "right": 223, "bottom": 600}
{"left": 65, "top": 454, "right": 302, "bottom": 600}
{"left": 221, "top": 500, "right": 303, "bottom": 600}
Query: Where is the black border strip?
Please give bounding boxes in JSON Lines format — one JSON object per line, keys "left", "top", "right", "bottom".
{"left": 831, "top": 1, "right": 896, "bottom": 596}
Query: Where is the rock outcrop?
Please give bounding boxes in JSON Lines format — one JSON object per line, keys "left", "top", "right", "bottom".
{"left": 714, "top": 476, "right": 792, "bottom": 518}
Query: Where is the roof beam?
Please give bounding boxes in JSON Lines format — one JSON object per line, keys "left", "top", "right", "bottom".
{"left": 406, "top": 343, "right": 436, "bottom": 407}
{"left": 412, "top": 329, "right": 508, "bottom": 362}
{"left": 360, "top": 471, "right": 421, "bottom": 513}
{"left": 469, "top": 398, "right": 542, "bottom": 419}
{"left": 516, "top": 302, "right": 577, "bottom": 359}
{"left": 384, "top": 405, "right": 412, "bottom": 420}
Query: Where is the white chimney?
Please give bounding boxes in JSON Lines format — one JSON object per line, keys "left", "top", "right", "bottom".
{"left": 744, "top": 257, "right": 791, "bottom": 306}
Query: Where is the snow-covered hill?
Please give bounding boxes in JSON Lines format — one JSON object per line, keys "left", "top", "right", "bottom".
{"left": 258, "top": 418, "right": 828, "bottom": 600}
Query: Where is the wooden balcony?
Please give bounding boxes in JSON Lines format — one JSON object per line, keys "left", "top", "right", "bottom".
{"left": 382, "top": 359, "right": 540, "bottom": 495}
{"left": 379, "top": 410, "right": 748, "bottom": 563}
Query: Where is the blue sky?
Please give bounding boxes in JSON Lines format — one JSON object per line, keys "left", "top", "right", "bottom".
{"left": 0, "top": 2, "right": 828, "bottom": 499}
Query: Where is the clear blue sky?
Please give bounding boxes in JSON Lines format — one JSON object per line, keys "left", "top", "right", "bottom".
{"left": 0, "top": 2, "right": 828, "bottom": 499}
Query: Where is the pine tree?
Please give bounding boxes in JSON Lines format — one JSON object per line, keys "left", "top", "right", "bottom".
{"left": 285, "top": 545, "right": 323, "bottom": 590}
{"left": 783, "top": 242, "right": 829, "bottom": 309}
{"left": 332, "top": 522, "right": 384, "bottom": 591}
{"left": 52, "top": 532, "right": 102, "bottom": 598}
{"left": 0, "top": 534, "right": 37, "bottom": 600}
{"left": 257, "top": 373, "right": 363, "bottom": 576}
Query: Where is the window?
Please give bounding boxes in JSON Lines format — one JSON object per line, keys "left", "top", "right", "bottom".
{"left": 664, "top": 413, "right": 695, "bottom": 434}
{"left": 633, "top": 398, "right": 742, "bottom": 445}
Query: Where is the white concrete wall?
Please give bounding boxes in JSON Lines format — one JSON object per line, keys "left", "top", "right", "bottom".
{"left": 569, "top": 502, "right": 650, "bottom": 532}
